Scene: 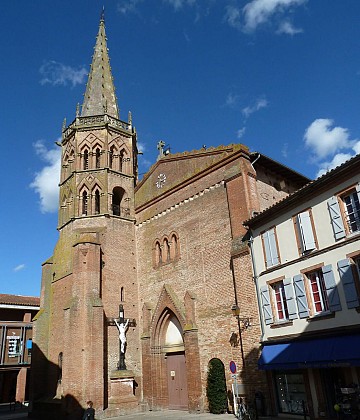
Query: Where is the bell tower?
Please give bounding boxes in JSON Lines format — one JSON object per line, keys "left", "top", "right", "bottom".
{"left": 59, "top": 13, "right": 138, "bottom": 228}
{"left": 32, "top": 13, "right": 141, "bottom": 418}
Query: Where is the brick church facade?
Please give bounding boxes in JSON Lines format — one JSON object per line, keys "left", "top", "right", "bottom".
{"left": 31, "top": 15, "right": 309, "bottom": 419}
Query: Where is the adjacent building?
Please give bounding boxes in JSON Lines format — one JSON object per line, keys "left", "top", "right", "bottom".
{"left": 245, "top": 154, "right": 360, "bottom": 419}
{"left": 0, "top": 294, "right": 39, "bottom": 404}
{"left": 31, "top": 15, "right": 311, "bottom": 419}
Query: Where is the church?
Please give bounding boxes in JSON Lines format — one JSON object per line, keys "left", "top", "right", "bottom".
{"left": 31, "top": 14, "right": 309, "bottom": 419}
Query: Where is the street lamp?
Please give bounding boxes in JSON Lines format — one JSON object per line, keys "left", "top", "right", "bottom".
{"left": 231, "top": 303, "right": 251, "bottom": 367}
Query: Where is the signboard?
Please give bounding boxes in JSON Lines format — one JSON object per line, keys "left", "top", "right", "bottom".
{"left": 229, "top": 360, "right": 236, "bottom": 374}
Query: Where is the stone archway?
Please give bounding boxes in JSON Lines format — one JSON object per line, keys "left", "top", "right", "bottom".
{"left": 141, "top": 285, "right": 202, "bottom": 412}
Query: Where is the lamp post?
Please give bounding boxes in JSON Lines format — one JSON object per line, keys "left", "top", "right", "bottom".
{"left": 231, "top": 303, "right": 246, "bottom": 367}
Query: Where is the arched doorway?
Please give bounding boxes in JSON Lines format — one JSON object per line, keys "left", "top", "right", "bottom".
{"left": 164, "top": 316, "right": 188, "bottom": 410}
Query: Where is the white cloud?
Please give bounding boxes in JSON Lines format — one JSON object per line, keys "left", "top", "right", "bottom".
{"left": 316, "top": 153, "right": 354, "bottom": 178}
{"left": 40, "top": 61, "right": 87, "bottom": 87}
{"left": 281, "top": 143, "right": 288, "bottom": 158}
{"left": 117, "top": 0, "right": 144, "bottom": 14}
{"left": 137, "top": 141, "right": 146, "bottom": 154}
{"left": 225, "top": 92, "right": 240, "bottom": 108}
{"left": 304, "top": 119, "right": 360, "bottom": 177}
{"left": 304, "top": 119, "right": 353, "bottom": 160}
{"left": 242, "top": 97, "right": 268, "bottom": 118}
{"left": 237, "top": 127, "right": 246, "bottom": 139}
{"left": 13, "top": 264, "right": 25, "bottom": 272}
{"left": 30, "top": 140, "right": 61, "bottom": 213}
{"left": 224, "top": 5, "right": 242, "bottom": 29}
{"left": 164, "top": 0, "right": 196, "bottom": 11}
{"left": 242, "top": 0, "right": 306, "bottom": 33}
{"left": 276, "top": 20, "right": 303, "bottom": 35}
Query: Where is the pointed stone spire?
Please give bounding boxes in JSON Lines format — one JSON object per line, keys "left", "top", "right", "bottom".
{"left": 81, "top": 11, "right": 119, "bottom": 119}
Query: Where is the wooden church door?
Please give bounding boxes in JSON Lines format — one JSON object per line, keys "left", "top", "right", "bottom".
{"left": 166, "top": 352, "right": 188, "bottom": 410}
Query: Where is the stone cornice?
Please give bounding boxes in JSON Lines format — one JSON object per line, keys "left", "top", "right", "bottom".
{"left": 136, "top": 181, "right": 224, "bottom": 227}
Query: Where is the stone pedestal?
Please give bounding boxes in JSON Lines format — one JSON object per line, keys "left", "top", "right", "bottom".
{"left": 106, "top": 370, "right": 138, "bottom": 417}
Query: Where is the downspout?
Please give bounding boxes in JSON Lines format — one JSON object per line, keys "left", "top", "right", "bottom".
{"left": 247, "top": 234, "right": 265, "bottom": 341}
{"left": 251, "top": 152, "right": 261, "bottom": 170}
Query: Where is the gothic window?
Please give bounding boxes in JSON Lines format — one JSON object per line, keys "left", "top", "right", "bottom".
{"left": 154, "top": 233, "right": 180, "bottom": 268}
{"left": 83, "top": 149, "right": 89, "bottom": 170}
{"left": 82, "top": 190, "right": 88, "bottom": 215}
{"left": 155, "top": 241, "right": 162, "bottom": 266}
{"left": 119, "top": 149, "right": 125, "bottom": 173}
{"left": 94, "top": 190, "right": 100, "bottom": 214}
{"left": 170, "top": 234, "right": 179, "bottom": 260}
{"left": 95, "top": 148, "right": 101, "bottom": 169}
{"left": 112, "top": 187, "right": 125, "bottom": 216}
{"left": 164, "top": 238, "right": 170, "bottom": 262}
{"left": 109, "top": 146, "right": 115, "bottom": 169}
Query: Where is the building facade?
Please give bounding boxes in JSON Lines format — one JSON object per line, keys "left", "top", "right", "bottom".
{"left": 31, "top": 16, "right": 310, "bottom": 419}
{"left": 0, "top": 294, "right": 39, "bottom": 405}
{"left": 245, "top": 155, "right": 360, "bottom": 419}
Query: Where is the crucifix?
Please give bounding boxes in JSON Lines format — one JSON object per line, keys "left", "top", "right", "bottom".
{"left": 108, "top": 304, "right": 136, "bottom": 370}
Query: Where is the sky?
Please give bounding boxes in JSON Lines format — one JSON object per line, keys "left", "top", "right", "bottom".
{"left": 2, "top": 0, "right": 360, "bottom": 297}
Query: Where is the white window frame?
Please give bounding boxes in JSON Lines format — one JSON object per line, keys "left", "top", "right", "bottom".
{"left": 272, "top": 281, "right": 289, "bottom": 322}
{"left": 307, "top": 269, "right": 329, "bottom": 315}
{"left": 342, "top": 190, "right": 360, "bottom": 234}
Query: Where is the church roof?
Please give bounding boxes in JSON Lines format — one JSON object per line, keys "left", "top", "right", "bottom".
{"left": 0, "top": 294, "right": 40, "bottom": 307}
{"left": 81, "top": 12, "right": 119, "bottom": 119}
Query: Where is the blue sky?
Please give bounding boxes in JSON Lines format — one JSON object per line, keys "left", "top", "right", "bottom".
{"left": 2, "top": 0, "right": 360, "bottom": 297}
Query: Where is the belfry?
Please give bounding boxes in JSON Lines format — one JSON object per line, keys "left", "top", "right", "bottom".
{"left": 31, "top": 13, "right": 309, "bottom": 420}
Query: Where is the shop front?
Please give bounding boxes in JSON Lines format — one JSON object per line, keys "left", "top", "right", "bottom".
{"left": 259, "top": 334, "right": 360, "bottom": 419}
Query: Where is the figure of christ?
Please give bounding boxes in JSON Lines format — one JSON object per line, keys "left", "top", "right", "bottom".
{"left": 114, "top": 318, "right": 129, "bottom": 353}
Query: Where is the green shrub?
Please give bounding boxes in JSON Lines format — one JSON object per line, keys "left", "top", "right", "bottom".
{"left": 206, "top": 358, "right": 227, "bottom": 414}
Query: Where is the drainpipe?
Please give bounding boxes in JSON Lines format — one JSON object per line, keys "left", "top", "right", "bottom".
{"left": 250, "top": 153, "right": 261, "bottom": 170}
{"left": 247, "top": 234, "right": 264, "bottom": 341}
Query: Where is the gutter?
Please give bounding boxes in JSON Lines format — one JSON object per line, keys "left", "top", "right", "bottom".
{"left": 247, "top": 234, "right": 265, "bottom": 341}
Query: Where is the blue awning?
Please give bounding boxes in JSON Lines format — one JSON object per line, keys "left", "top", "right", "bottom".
{"left": 259, "top": 335, "right": 360, "bottom": 370}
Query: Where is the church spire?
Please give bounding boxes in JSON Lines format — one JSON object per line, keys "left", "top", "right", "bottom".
{"left": 81, "top": 12, "right": 119, "bottom": 118}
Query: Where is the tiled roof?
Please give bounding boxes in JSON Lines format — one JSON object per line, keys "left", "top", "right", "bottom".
{"left": 0, "top": 294, "right": 40, "bottom": 307}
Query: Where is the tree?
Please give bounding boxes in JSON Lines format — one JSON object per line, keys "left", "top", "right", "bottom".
{"left": 206, "top": 358, "right": 227, "bottom": 414}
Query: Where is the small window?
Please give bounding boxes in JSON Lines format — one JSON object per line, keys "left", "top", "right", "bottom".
{"left": 95, "top": 148, "right": 101, "bottom": 169}
{"left": 83, "top": 149, "right": 89, "bottom": 170}
{"left": 300, "top": 264, "right": 341, "bottom": 316}
{"left": 293, "top": 210, "right": 317, "bottom": 255}
{"left": 164, "top": 238, "right": 170, "bottom": 262}
{"left": 109, "top": 146, "right": 115, "bottom": 169}
{"left": 262, "top": 227, "right": 280, "bottom": 268}
{"left": 155, "top": 241, "right": 162, "bottom": 266}
{"left": 95, "top": 190, "right": 100, "bottom": 214}
{"left": 342, "top": 190, "right": 360, "bottom": 234}
{"left": 82, "top": 190, "right": 88, "bottom": 215}
{"left": 328, "top": 184, "right": 360, "bottom": 239}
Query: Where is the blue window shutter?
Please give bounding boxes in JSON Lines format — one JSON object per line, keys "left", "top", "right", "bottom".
{"left": 298, "top": 211, "right": 316, "bottom": 253}
{"left": 338, "top": 258, "right": 360, "bottom": 309}
{"left": 327, "top": 196, "right": 346, "bottom": 240}
{"left": 263, "top": 228, "right": 279, "bottom": 268}
{"left": 260, "top": 285, "right": 273, "bottom": 325}
{"left": 322, "top": 264, "right": 342, "bottom": 312}
{"left": 263, "top": 230, "right": 272, "bottom": 267}
{"left": 293, "top": 274, "right": 309, "bottom": 318}
{"left": 283, "top": 278, "right": 298, "bottom": 320}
